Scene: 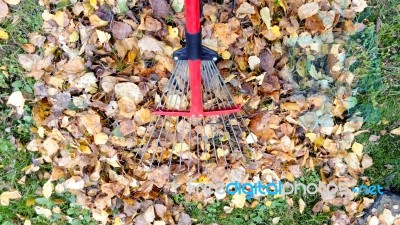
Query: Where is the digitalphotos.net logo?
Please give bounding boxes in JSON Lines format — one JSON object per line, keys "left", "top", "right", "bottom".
{"left": 187, "top": 179, "right": 383, "bottom": 200}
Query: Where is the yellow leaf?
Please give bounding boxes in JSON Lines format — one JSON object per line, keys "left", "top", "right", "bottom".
{"left": 221, "top": 50, "right": 231, "bottom": 60}
{"left": 42, "top": 181, "right": 53, "bottom": 198}
{"left": 24, "top": 220, "right": 31, "bottom": 225}
{"left": 260, "top": 7, "right": 271, "bottom": 29}
{"left": 69, "top": 31, "right": 79, "bottom": 42}
{"left": 0, "top": 29, "right": 8, "bottom": 40}
{"left": 351, "top": 142, "right": 363, "bottom": 158}
{"left": 232, "top": 193, "right": 246, "bottom": 208}
{"left": 52, "top": 11, "right": 66, "bottom": 27}
{"left": 79, "top": 145, "right": 92, "bottom": 154}
{"left": 167, "top": 26, "right": 179, "bottom": 38}
{"left": 25, "top": 198, "right": 35, "bottom": 207}
{"left": 127, "top": 50, "right": 137, "bottom": 63}
{"left": 263, "top": 25, "right": 281, "bottom": 41}
{"left": 306, "top": 133, "right": 317, "bottom": 143}
{"left": 89, "top": 14, "right": 109, "bottom": 28}
{"left": 280, "top": 102, "right": 301, "bottom": 111}
{"left": 0, "top": 190, "right": 21, "bottom": 206}
{"left": 90, "top": 0, "right": 97, "bottom": 8}
{"left": 270, "top": 26, "right": 281, "bottom": 38}
{"left": 173, "top": 143, "right": 189, "bottom": 155}
{"left": 276, "top": 0, "right": 286, "bottom": 12}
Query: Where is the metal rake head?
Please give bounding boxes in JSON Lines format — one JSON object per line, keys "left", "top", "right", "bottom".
{"left": 134, "top": 60, "right": 256, "bottom": 171}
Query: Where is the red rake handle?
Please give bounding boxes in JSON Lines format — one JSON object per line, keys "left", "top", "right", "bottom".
{"left": 185, "top": 0, "right": 203, "bottom": 117}
{"left": 153, "top": 0, "right": 242, "bottom": 118}
{"left": 185, "top": 0, "right": 201, "bottom": 34}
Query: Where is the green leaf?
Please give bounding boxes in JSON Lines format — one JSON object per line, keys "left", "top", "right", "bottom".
{"left": 172, "top": 0, "right": 184, "bottom": 12}
{"left": 117, "top": 0, "right": 129, "bottom": 14}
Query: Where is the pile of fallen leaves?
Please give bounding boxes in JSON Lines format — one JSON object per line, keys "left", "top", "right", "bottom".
{"left": 1, "top": 0, "right": 385, "bottom": 223}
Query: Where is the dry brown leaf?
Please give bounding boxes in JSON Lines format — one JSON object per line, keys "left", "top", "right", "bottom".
{"left": 361, "top": 154, "right": 373, "bottom": 169}
{"left": 114, "top": 82, "right": 143, "bottom": 103}
{"left": 298, "top": 2, "right": 320, "bottom": 20}
{"left": 79, "top": 113, "right": 102, "bottom": 135}
{"left": 138, "top": 35, "right": 165, "bottom": 53}
{"left": 43, "top": 138, "right": 59, "bottom": 157}
{"left": 236, "top": 2, "right": 255, "bottom": 18}
{"left": 144, "top": 16, "right": 162, "bottom": 32}
{"left": 150, "top": 0, "right": 171, "bottom": 18}
{"left": 112, "top": 21, "right": 132, "bottom": 40}
{"left": 390, "top": 127, "right": 400, "bottom": 135}
{"left": 64, "top": 176, "right": 85, "bottom": 190}
{"left": 0, "top": 0, "right": 9, "bottom": 19}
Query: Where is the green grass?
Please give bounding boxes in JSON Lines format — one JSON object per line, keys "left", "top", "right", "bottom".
{"left": 0, "top": 1, "right": 96, "bottom": 224}
{"left": 0, "top": 0, "right": 44, "bottom": 223}
{"left": 349, "top": 0, "right": 400, "bottom": 191}
{"left": 183, "top": 171, "right": 331, "bottom": 225}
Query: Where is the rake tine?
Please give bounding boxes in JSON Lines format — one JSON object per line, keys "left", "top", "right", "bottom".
{"left": 195, "top": 121, "right": 201, "bottom": 173}
{"left": 159, "top": 62, "right": 190, "bottom": 166}
{"left": 141, "top": 61, "right": 188, "bottom": 165}
{"left": 135, "top": 61, "right": 183, "bottom": 161}
{"left": 204, "top": 61, "right": 246, "bottom": 161}
{"left": 202, "top": 62, "right": 232, "bottom": 164}
{"left": 188, "top": 117, "right": 192, "bottom": 171}
{"left": 202, "top": 61, "right": 237, "bottom": 160}
{"left": 209, "top": 62, "right": 256, "bottom": 160}
{"left": 168, "top": 62, "right": 190, "bottom": 168}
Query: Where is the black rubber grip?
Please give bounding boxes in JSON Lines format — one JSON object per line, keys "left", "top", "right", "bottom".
{"left": 186, "top": 31, "right": 202, "bottom": 60}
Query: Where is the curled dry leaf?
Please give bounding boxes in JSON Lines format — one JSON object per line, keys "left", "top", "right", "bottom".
{"left": 0, "top": 190, "right": 21, "bottom": 206}
{"left": 64, "top": 176, "right": 85, "bottom": 190}
{"left": 7, "top": 91, "right": 25, "bottom": 117}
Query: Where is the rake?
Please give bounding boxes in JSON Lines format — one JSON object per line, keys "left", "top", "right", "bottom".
{"left": 135, "top": 0, "right": 256, "bottom": 171}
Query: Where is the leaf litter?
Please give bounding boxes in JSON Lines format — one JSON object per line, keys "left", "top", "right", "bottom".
{"left": 0, "top": 0, "right": 381, "bottom": 223}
